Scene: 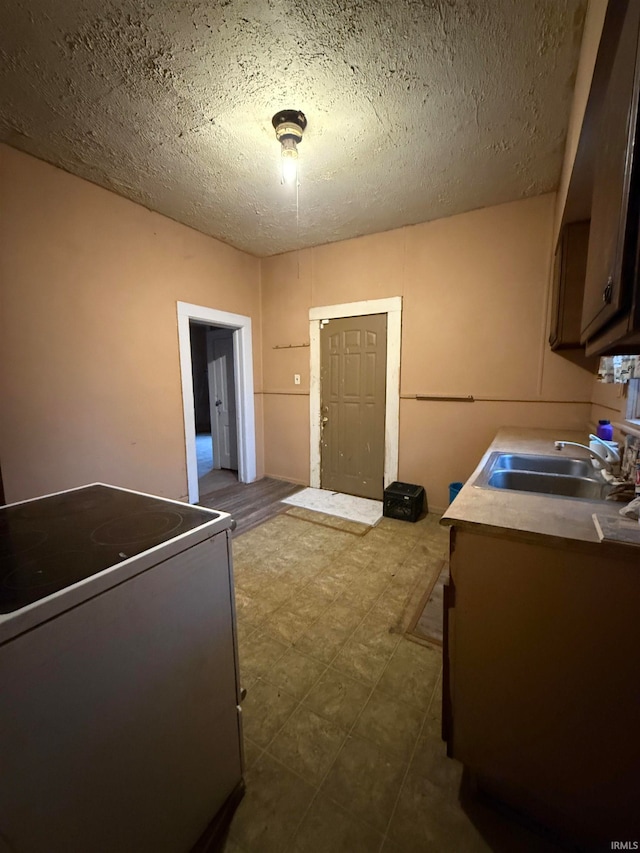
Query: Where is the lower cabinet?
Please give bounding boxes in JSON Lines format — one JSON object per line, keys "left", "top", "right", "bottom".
{"left": 443, "top": 527, "right": 640, "bottom": 848}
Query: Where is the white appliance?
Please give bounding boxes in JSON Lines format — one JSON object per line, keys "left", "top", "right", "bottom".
{"left": 0, "top": 483, "right": 243, "bottom": 852}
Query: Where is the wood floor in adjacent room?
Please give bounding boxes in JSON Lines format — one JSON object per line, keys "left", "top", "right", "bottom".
{"left": 221, "top": 511, "right": 563, "bottom": 853}
{"left": 199, "top": 477, "right": 304, "bottom": 536}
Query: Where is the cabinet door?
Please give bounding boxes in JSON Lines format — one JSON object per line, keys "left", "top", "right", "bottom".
{"left": 549, "top": 221, "right": 590, "bottom": 350}
{"left": 581, "top": 0, "right": 640, "bottom": 343}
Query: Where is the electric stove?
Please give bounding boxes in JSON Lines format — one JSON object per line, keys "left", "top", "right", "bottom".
{"left": 0, "top": 483, "right": 230, "bottom": 620}
{"left": 0, "top": 483, "right": 241, "bottom": 852}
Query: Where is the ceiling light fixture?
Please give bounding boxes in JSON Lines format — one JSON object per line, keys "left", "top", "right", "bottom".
{"left": 272, "top": 110, "right": 307, "bottom": 185}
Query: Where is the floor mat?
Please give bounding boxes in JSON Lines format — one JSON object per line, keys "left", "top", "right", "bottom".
{"left": 284, "top": 506, "right": 370, "bottom": 535}
{"left": 281, "top": 487, "right": 383, "bottom": 526}
{"left": 404, "top": 560, "right": 450, "bottom": 646}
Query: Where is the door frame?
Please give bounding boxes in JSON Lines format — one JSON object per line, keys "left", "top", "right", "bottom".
{"left": 309, "top": 297, "right": 402, "bottom": 491}
{"left": 177, "top": 301, "right": 256, "bottom": 503}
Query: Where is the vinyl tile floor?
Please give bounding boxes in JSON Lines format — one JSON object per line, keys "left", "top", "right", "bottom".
{"left": 224, "top": 513, "right": 563, "bottom": 853}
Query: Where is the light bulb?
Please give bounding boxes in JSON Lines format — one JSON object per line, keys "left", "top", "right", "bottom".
{"left": 281, "top": 138, "right": 298, "bottom": 184}
{"left": 272, "top": 111, "right": 306, "bottom": 187}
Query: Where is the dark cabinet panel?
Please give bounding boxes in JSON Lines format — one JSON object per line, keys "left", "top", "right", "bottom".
{"left": 581, "top": 0, "right": 640, "bottom": 354}
{"left": 549, "top": 221, "right": 590, "bottom": 350}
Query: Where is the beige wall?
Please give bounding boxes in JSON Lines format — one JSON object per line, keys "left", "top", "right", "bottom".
{"left": 0, "top": 145, "right": 601, "bottom": 511}
{"left": 0, "top": 145, "right": 263, "bottom": 503}
{"left": 590, "top": 377, "right": 628, "bottom": 435}
{"left": 261, "top": 194, "right": 595, "bottom": 509}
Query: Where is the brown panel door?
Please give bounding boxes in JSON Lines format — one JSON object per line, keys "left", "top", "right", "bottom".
{"left": 320, "top": 314, "right": 387, "bottom": 500}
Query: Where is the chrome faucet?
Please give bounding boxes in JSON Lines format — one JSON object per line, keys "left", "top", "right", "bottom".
{"left": 554, "top": 434, "right": 620, "bottom": 475}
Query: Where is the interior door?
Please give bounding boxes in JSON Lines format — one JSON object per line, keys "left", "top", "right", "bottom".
{"left": 320, "top": 314, "right": 387, "bottom": 500}
{"left": 207, "top": 331, "right": 238, "bottom": 470}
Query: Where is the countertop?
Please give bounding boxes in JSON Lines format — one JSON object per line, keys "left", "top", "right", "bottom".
{"left": 440, "top": 427, "right": 638, "bottom": 554}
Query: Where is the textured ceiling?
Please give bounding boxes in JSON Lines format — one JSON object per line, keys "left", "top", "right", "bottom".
{"left": 0, "top": 0, "right": 586, "bottom": 257}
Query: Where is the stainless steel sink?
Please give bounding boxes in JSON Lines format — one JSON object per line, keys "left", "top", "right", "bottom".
{"left": 475, "top": 452, "right": 613, "bottom": 501}
{"left": 486, "top": 470, "right": 610, "bottom": 499}
{"left": 492, "top": 453, "right": 594, "bottom": 477}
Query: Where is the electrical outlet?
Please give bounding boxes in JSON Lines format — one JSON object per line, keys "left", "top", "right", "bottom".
{"left": 294, "top": 374, "right": 301, "bottom": 385}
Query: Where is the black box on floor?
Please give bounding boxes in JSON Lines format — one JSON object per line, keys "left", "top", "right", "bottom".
{"left": 383, "top": 481, "right": 426, "bottom": 522}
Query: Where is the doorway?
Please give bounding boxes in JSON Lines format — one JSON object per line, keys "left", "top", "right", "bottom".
{"left": 177, "top": 302, "right": 257, "bottom": 504}
{"left": 189, "top": 323, "right": 239, "bottom": 497}
{"left": 309, "top": 297, "right": 402, "bottom": 495}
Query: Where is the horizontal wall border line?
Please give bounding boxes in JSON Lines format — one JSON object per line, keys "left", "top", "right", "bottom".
{"left": 259, "top": 390, "right": 311, "bottom": 396}
{"left": 258, "top": 391, "right": 592, "bottom": 403}
{"left": 402, "top": 395, "right": 591, "bottom": 404}
{"left": 416, "top": 394, "right": 474, "bottom": 403}
{"left": 592, "top": 402, "right": 626, "bottom": 414}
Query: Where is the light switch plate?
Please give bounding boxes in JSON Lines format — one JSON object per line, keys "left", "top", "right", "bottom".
{"left": 294, "top": 374, "right": 301, "bottom": 385}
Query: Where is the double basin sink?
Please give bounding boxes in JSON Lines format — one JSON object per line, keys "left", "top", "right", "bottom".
{"left": 474, "top": 452, "right": 613, "bottom": 501}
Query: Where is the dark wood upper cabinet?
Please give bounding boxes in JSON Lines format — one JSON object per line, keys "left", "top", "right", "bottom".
{"left": 550, "top": 220, "right": 590, "bottom": 350}
{"left": 581, "top": 0, "right": 640, "bottom": 355}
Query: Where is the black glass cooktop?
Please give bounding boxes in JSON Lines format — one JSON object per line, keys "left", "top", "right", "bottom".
{"left": 0, "top": 485, "right": 221, "bottom": 614}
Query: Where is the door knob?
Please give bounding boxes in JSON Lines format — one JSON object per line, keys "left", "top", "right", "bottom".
{"left": 215, "top": 399, "right": 223, "bottom": 407}
{"left": 322, "top": 417, "right": 329, "bottom": 424}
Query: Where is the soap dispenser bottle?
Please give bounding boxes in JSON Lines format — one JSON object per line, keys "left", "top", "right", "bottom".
{"left": 596, "top": 419, "right": 614, "bottom": 441}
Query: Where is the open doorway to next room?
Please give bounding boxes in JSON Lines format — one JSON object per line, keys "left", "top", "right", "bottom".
{"left": 189, "top": 321, "right": 238, "bottom": 496}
